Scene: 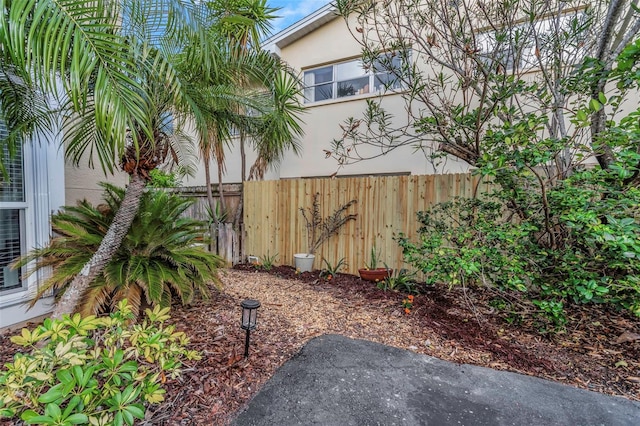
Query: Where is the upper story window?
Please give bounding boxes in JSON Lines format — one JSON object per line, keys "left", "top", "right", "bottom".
{"left": 477, "top": 11, "right": 589, "bottom": 71}
{"left": 303, "top": 53, "right": 405, "bottom": 104}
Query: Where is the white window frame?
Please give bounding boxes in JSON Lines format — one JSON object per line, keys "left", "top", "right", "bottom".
{"left": 477, "top": 11, "right": 589, "bottom": 72}
{"left": 0, "top": 135, "right": 27, "bottom": 294}
{"left": 303, "top": 52, "right": 407, "bottom": 104}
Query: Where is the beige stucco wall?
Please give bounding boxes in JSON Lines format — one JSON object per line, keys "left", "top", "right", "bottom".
{"left": 274, "top": 15, "right": 471, "bottom": 178}
{"left": 64, "top": 158, "right": 128, "bottom": 206}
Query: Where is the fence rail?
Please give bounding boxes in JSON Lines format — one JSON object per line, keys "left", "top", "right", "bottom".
{"left": 243, "top": 173, "right": 490, "bottom": 275}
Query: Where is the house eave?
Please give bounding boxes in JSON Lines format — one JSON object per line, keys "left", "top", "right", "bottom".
{"left": 264, "top": 3, "right": 339, "bottom": 56}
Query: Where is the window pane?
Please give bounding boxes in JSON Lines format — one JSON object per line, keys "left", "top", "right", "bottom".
{"left": 304, "top": 83, "right": 333, "bottom": 103}
{"left": 0, "top": 122, "right": 24, "bottom": 202}
{"left": 0, "top": 209, "right": 22, "bottom": 291}
{"left": 304, "top": 66, "right": 332, "bottom": 86}
{"left": 374, "top": 73, "right": 401, "bottom": 91}
{"left": 337, "top": 76, "right": 370, "bottom": 97}
{"left": 373, "top": 54, "right": 402, "bottom": 73}
{"left": 335, "top": 60, "right": 365, "bottom": 81}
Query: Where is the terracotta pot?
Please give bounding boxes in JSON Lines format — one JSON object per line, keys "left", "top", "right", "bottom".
{"left": 358, "top": 268, "right": 393, "bottom": 282}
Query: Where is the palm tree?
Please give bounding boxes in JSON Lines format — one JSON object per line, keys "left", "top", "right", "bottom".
{"left": 194, "top": 0, "right": 305, "bottom": 225}
{"left": 13, "top": 184, "right": 223, "bottom": 317}
{"left": 0, "top": 0, "right": 217, "bottom": 318}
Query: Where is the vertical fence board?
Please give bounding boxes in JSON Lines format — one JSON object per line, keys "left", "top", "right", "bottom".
{"left": 242, "top": 173, "right": 488, "bottom": 275}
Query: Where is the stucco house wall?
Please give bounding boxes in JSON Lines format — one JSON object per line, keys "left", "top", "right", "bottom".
{"left": 266, "top": 6, "right": 471, "bottom": 179}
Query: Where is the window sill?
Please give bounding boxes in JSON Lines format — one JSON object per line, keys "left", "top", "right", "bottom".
{"left": 304, "top": 88, "right": 405, "bottom": 108}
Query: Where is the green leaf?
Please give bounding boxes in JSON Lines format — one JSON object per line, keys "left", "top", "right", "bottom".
{"left": 56, "top": 369, "right": 74, "bottom": 385}
{"left": 66, "top": 413, "right": 90, "bottom": 424}
{"left": 44, "top": 403, "right": 62, "bottom": 419}
{"left": 114, "top": 411, "right": 124, "bottom": 426}
{"left": 122, "top": 408, "right": 134, "bottom": 426}
{"left": 20, "top": 410, "right": 39, "bottom": 421}
{"left": 124, "top": 404, "right": 145, "bottom": 420}
{"left": 25, "top": 415, "right": 55, "bottom": 425}
{"left": 598, "top": 92, "right": 607, "bottom": 104}
{"left": 1, "top": 408, "right": 16, "bottom": 418}
{"left": 38, "top": 385, "right": 64, "bottom": 404}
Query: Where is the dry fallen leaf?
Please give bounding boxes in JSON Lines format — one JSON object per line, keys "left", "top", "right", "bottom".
{"left": 614, "top": 331, "right": 640, "bottom": 345}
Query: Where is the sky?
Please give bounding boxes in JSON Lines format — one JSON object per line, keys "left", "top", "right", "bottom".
{"left": 267, "top": 0, "right": 330, "bottom": 35}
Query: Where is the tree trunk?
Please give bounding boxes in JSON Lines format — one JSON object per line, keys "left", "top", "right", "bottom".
{"left": 233, "top": 132, "right": 246, "bottom": 230}
{"left": 204, "top": 153, "right": 216, "bottom": 220}
{"left": 51, "top": 173, "right": 146, "bottom": 319}
{"left": 590, "top": 0, "right": 625, "bottom": 169}
{"left": 203, "top": 154, "right": 217, "bottom": 252}
{"left": 240, "top": 131, "right": 246, "bottom": 183}
{"left": 217, "top": 160, "right": 226, "bottom": 211}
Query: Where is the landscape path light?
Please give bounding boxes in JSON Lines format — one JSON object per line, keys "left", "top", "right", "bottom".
{"left": 240, "top": 299, "right": 261, "bottom": 358}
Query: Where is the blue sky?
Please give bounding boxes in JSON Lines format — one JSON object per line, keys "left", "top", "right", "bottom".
{"left": 267, "top": 0, "right": 330, "bottom": 35}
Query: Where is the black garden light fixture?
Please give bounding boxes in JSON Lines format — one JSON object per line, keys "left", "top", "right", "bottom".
{"left": 240, "top": 299, "right": 261, "bottom": 358}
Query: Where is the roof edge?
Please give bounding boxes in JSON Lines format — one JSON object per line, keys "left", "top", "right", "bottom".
{"left": 264, "top": 3, "right": 338, "bottom": 54}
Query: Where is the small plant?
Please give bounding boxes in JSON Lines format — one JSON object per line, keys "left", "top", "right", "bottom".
{"left": 259, "top": 251, "right": 278, "bottom": 271}
{"left": 377, "top": 268, "right": 417, "bottom": 292}
{"left": 0, "top": 300, "right": 199, "bottom": 425}
{"left": 320, "top": 257, "right": 347, "bottom": 281}
{"left": 299, "top": 193, "right": 357, "bottom": 255}
{"left": 205, "top": 200, "right": 229, "bottom": 226}
{"left": 364, "top": 245, "right": 382, "bottom": 270}
{"left": 148, "top": 169, "right": 181, "bottom": 188}
{"left": 402, "top": 294, "right": 415, "bottom": 315}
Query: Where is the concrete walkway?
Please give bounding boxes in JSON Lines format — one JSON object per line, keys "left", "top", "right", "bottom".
{"left": 232, "top": 334, "right": 640, "bottom": 425}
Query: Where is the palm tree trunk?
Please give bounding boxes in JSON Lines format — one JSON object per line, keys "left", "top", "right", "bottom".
{"left": 240, "top": 131, "right": 246, "bottom": 182}
{"left": 204, "top": 153, "right": 216, "bottom": 219}
{"left": 203, "top": 154, "right": 217, "bottom": 252}
{"left": 233, "top": 132, "right": 246, "bottom": 230}
{"left": 51, "top": 173, "right": 146, "bottom": 319}
{"left": 217, "top": 160, "right": 226, "bottom": 211}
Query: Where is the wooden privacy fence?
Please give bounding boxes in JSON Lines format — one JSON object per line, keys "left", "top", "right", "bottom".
{"left": 171, "top": 184, "right": 242, "bottom": 265}
{"left": 243, "top": 173, "right": 491, "bottom": 276}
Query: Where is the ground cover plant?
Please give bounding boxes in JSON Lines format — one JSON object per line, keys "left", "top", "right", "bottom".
{"left": 3, "top": 266, "right": 637, "bottom": 425}
{"left": 0, "top": 301, "right": 198, "bottom": 425}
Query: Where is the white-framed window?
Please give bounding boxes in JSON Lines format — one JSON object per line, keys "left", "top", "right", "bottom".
{"left": 303, "top": 52, "right": 405, "bottom": 104}
{"left": 477, "top": 11, "right": 589, "bottom": 71}
{"left": 0, "top": 122, "right": 26, "bottom": 292}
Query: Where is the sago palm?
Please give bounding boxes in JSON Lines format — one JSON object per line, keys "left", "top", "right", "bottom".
{"left": 13, "top": 184, "right": 223, "bottom": 317}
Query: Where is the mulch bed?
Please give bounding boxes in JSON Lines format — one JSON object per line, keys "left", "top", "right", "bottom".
{"left": 1, "top": 265, "right": 639, "bottom": 425}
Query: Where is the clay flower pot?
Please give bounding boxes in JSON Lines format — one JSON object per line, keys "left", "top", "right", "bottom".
{"left": 358, "top": 268, "right": 393, "bottom": 282}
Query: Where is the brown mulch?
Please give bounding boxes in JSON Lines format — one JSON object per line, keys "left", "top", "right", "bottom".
{"left": 1, "top": 265, "right": 639, "bottom": 425}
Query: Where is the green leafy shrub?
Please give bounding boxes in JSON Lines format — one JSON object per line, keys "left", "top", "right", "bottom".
{"left": 0, "top": 300, "right": 200, "bottom": 425}
{"left": 544, "top": 167, "right": 640, "bottom": 314}
{"left": 13, "top": 184, "right": 224, "bottom": 317}
{"left": 399, "top": 165, "right": 640, "bottom": 326}
{"left": 398, "top": 197, "right": 535, "bottom": 292}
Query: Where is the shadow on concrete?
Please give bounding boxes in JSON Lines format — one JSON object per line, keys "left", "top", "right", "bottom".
{"left": 232, "top": 334, "right": 640, "bottom": 426}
